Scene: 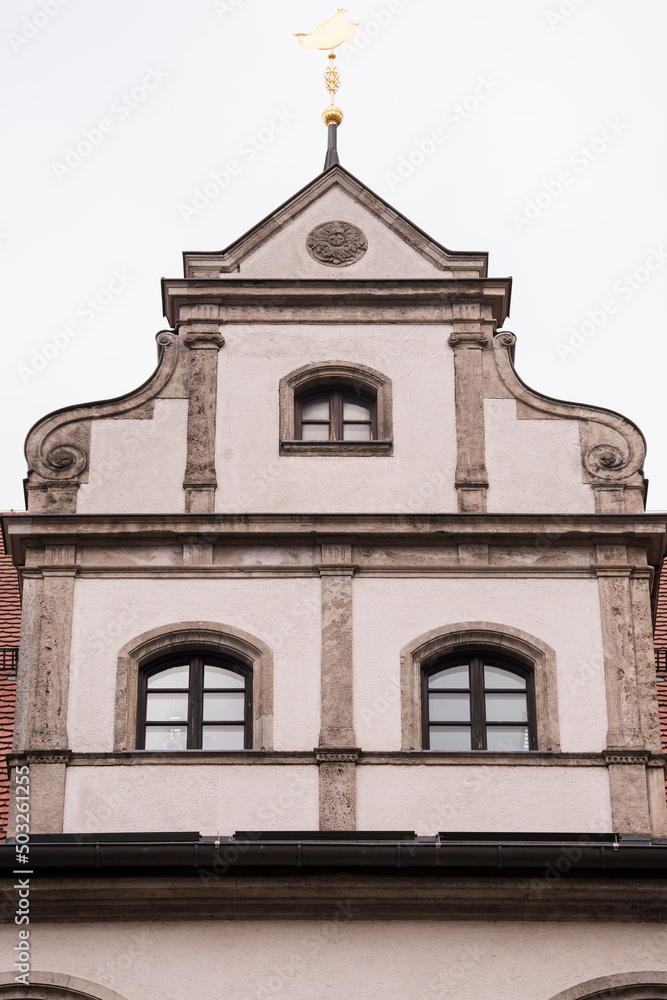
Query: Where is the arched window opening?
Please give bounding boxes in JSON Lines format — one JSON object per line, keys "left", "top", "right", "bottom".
{"left": 422, "top": 653, "right": 536, "bottom": 752}
{"left": 137, "top": 653, "right": 252, "bottom": 750}
{"left": 295, "top": 384, "right": 377, "bottom": 442}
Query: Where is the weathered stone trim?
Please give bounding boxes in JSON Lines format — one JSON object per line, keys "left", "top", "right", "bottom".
{"left": 546, "top": 973, "right": 667, "bottom": 1000}
{"left": 279, "top": 360, "right": 393, "bottom": 452}
{"left": 182, "top": 166, "right": 489, "bottom": 278}
{"left": 10, "top": 749, "right": 658, "bottom": 767}
{"left": 163, "top": 279, "right": 511, "bottom": 328}
{"left": 281, "top": 441, "right": 392, "bottom": 456}
{"left": 400, "top": 622, "right": 561, "bottom": 752}
{"left": 607, "top": 764, "right": 651, "bottom": 833}
{"left": 493, "top": 331, "right": 646, "bottom": 509}
{"left": 182, "top": 327, "right": 224, "bottom": 514}
{"left": 630, "top": 574, "right": 664, "bottom": 752}
{"left": 114, "top": 621, "right": 273, "bottom": 751}
{"left": 595, "top": 557, "right": 643, "bottom": 749}
{"left": 11, "top": 876, "right": 667, "bottom": 923}
{"left": 25, "top": 569, "right": 77, "bottom": 751}
{"left": 317, "top": 756, "right": 358, "bottom": 831}
{"left": 318, "top": 566, "right": 356, "bottom": 747}
{"left": 6, "top": 512, "right": 665, "bottom": 549}
{"left": 24, "top": 332, "right": 185, "bottom": 513}
{"left": 0, "top": 973, "right": 131, "bottom": 1000}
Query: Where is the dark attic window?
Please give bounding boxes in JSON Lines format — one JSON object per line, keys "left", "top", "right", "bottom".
{"left": 295, "top": 386, "right": 376, "bottom": 442}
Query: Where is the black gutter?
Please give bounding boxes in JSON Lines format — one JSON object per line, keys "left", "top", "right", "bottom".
{"left": 2, "top": 833, "right": 667, "bottom": 877}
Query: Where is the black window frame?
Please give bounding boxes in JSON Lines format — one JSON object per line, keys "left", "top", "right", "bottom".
{"left": 421, "top": 652, "right": 537, "bottom": 752}
{"left": 136, "top": 652, "right": 253, "bottom": 751}
{"left": 294, "top": 384, "right": 377, "bottom": 442}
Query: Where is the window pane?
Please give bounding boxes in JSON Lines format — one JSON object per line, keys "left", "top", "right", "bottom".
{"left": 343, "top": 397, "right": 371, "bottom": 420}
{"left": 343, "top": 423, "right": 372, "bottom": 441}
{"left": 203, "top": 692, "right": 245, "bottom": 721}
{"left": 429, "top": 692, "right": 470, "bottom": 722}
{"left": 484, "top": 665, "right": 526, "bottom": 690}
{"left": 202, "top": 725, "right": 245, "bottom": 750}
{"left": 429, "top": 726, "right": 472, "bottom": 751}
{"left": 147, "top": 664, "right": 189, "bottom": 689}
{"left": 144, "top": 725, "right": 187, "bottom": 751}
{"left": 301, "top": 396, "right": 329, "bottom": 420}
{"left": 485, "top": 692, "right": 528, "bottom": 722}
{"left": 204, "top": 665, "right": 245, "bottom": 689}
{"left": 145, "top": 692, "right": 188, "bottom": 722}
{"left": 428, "top": 664, "right": 469, "bottom": 689}
{"left": 301, "top": 423, "right": 330, "bottom": 441}
{"left": 486, "top": 726, "right": 529, "bottom": 752}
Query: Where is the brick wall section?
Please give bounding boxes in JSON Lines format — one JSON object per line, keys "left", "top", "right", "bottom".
{"left": 0, "top": 522, "right": 20, "bottom": 841}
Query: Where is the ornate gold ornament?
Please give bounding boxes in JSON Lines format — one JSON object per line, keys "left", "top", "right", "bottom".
{"left": 294, "top": 9, "right": 358, "bottom": 127}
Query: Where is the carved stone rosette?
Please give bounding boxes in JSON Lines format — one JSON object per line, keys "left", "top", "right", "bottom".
{"left": 306, "top": 221, "right": 368, "bottom": 267}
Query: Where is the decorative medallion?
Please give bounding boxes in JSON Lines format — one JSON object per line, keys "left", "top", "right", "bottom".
{"left": 306, "top": 220, "right": 368, "bottom": 267}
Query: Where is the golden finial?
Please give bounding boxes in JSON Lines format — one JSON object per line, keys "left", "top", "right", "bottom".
{"left": 294, "top": 9, "right": 358, "bottom": 128}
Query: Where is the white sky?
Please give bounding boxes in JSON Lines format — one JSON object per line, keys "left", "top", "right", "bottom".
{"left": 1, "top": 0, "right": 665, "bottom": 511}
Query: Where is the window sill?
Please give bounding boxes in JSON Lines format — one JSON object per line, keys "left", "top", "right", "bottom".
{"left": 280, "top": 440, "right": 393, "bottom": 457}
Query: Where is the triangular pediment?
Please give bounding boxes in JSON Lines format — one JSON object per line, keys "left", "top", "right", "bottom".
{"left": 183, "top": 165, "right": 488, "bottom": 280}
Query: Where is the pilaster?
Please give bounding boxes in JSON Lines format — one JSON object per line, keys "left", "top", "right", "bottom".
{"left": 316, "top": 539, "right": 358, "bottom": 830}
{"left": 448, "top": 322, "right": 492, "bottom": 514}
{"left": 182, "top": 325, "right": 224, "bottom": 514}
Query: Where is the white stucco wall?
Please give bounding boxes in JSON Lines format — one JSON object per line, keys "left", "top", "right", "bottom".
{"left": 485, "top": 399, "right": 595, "bottom": 513}
{"left": 63, "top": 764, "right": 319, "bottom": 835}
{"left": 8, "top": 920, "right": 667, "bottom": 1000}
{"left": 356, "top": 764, "right": 612, "bottom": 833}
{"left": 214, "top": 322, "right": 458, "bottom": 514}
{"left": 77, "top": 399, "right": 188, "bottom": 514}
{"left": 233, "top": 185, "right": 446, "bottom": 280}
{"left": 352, "top": 577, "right": 607, "bottom": 753}
{"left": 67, "top": 577, "right": 321, "bottom": 752}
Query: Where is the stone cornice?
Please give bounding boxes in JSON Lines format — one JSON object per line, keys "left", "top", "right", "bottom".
{"left": 4, "top": 873, "right": 667, "bottom": 923}
{"left": 161, "top": 278, "right": 512, "bottom": 329}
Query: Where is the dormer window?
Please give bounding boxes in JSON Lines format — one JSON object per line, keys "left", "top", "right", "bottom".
{"left": 296, "top": 387, "right": 376, "bottom": 442}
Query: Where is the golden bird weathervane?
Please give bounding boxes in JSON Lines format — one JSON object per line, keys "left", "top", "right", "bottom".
{"left": 295, "top": 9, "right": 359, "bottom": 130}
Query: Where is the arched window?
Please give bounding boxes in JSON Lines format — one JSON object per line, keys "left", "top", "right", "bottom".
{"left": 137, "top": 653, "right": 252, "bottom": 750}
{"left": 422, "top": 653, "right": 536, "bottom": 751}
{"left": 279, "top": 361, "right": 393, "bottom": 455}
{"left": 295, "top": 385, "right": 376, "bottom": 441}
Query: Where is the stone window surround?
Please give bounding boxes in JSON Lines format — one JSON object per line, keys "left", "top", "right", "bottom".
{"left": 279, "top": 360, "right": 393, "bottom": 456}
{"left": 114, "top": 621, "right": 273, "bottom": 752}
{"left": 0, "top": 974, "right": 131, "bottom": 1000}
{"left": 547, "top": 974, "right": 667, "bottom": 1000}
{"left": 400, "top": 621, "right": 561, "bottom": 753}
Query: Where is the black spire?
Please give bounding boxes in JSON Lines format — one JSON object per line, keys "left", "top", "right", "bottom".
{"left": 324, "top": 122, "right": 340, "bottom": 170}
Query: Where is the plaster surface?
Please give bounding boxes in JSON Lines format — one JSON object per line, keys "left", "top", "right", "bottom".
{"left": 352, "top": 577, "right": 607, "bottom": 752}
{"left": 214, "top": 323, "right": 458, "bottom": 514}
{"left": 67, "top": 578, "right": 321, "bottom": 752}
{"left": 356, "top": 763, "right": 612, "bottom": 833}
{"left": 485, "top": 399, "right": 595, "bottom": 514}
{"left": 232, "top": 185, "right": 446, "bottom": 280}
{"left": 62, "top": 763, "right": 319, "bottom": 835}
{"left": 6, "top": 920, "right": 667, "bottom": 1000}
{"left": 77, "top": 400, "right": 188, "bottom": 514}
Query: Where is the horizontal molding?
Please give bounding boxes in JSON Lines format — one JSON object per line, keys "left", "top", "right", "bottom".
{"left": 280, "top": 440, "right": 393, "bottom": 457}
{"left": 9, "top": 750, "right": 664, "bottom": 768}
{"left": 8, "top": 875, "right": 667, "bottom": 923}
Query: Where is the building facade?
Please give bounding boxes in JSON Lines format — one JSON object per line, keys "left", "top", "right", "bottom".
{"left": 2, "top": 164, "right": 667, "bottom": 1000}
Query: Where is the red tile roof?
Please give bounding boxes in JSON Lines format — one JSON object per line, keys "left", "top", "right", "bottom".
{"left": 0, "top": 522, "right": 20, "bottom": 841}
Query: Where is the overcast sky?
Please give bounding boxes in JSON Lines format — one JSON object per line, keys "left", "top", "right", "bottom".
{"left": 2, "top": 0, "right": 665, "bottom": 511}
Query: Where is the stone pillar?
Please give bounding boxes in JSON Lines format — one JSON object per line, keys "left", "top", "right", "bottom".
{"left": 182, "top": 326, "right": 225, "bottom": 514}
{"left": 595, "top": 553, "right": 643, "bottom": 749}
{"left": 316, "top": 540, "right": 359, "bottom": 831}
{"left": 448, "top": 328, "right": 489, "bottom": 514}
{"left": 25, "top": 550, "right": 77, "bottom": 751}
